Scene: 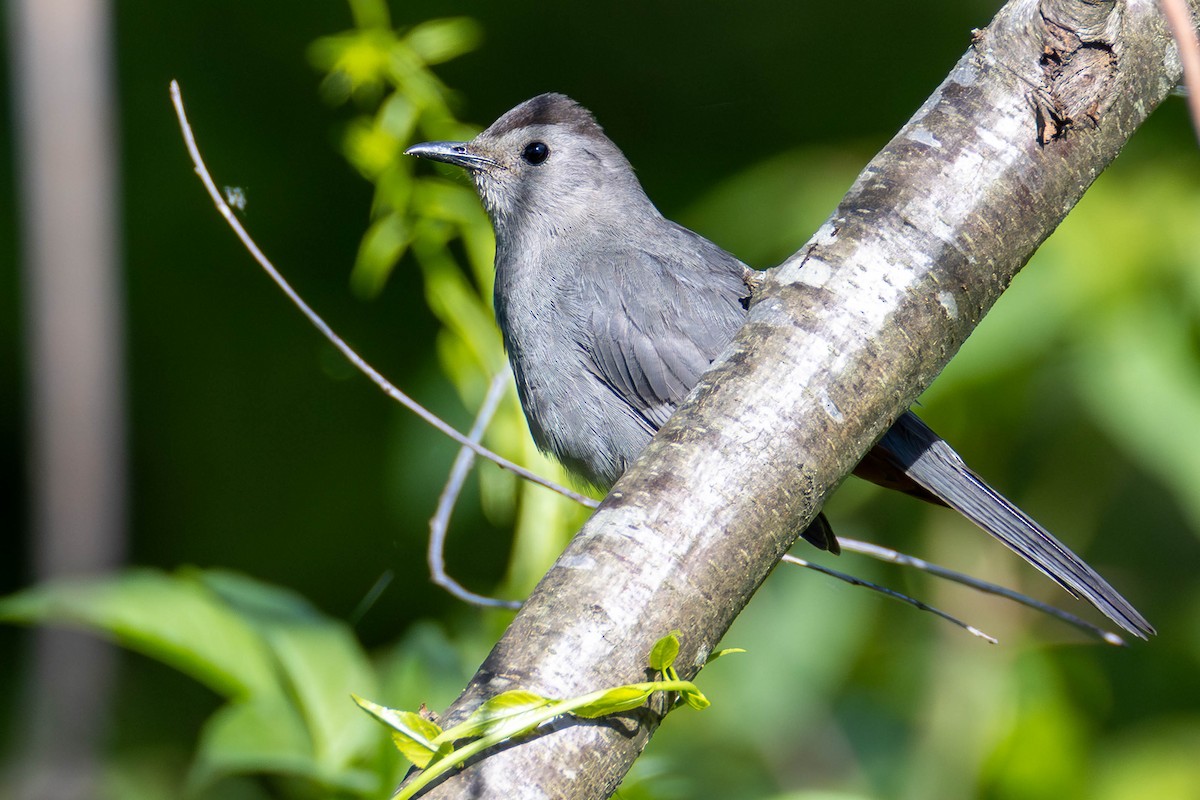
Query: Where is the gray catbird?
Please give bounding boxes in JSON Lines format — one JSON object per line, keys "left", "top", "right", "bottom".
{"left": 407, "top": 93, "right": 1153, "bottom": 639}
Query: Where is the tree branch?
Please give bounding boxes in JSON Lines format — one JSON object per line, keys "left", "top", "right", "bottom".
{"left": 412, "top": 1, "right": 1187, "bottom": 797}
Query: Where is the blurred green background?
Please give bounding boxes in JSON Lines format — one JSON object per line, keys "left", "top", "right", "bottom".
{"left": 4, "top": 1, "right": 1200, "bottom": 798}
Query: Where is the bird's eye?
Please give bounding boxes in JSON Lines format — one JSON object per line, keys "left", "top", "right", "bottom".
{"left": 521, "top": 141, "right": 550, "bottom": 165}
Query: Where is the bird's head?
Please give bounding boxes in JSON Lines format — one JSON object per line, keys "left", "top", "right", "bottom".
{"left": 406, "top": 93, "right": 653, "bottom": 240}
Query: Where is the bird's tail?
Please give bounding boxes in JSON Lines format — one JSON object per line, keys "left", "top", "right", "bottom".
{"left": 876, "top": 412, "right": 1155, "bottom": 640}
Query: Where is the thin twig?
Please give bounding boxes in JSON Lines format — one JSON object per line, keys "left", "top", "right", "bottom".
{"left": 837, "top": 538, "right": 1125, "bottom": 646}
{"left": 168, "top": 80, "right": 599, "bottom": 510}
{"left": 429, "top": 369, "right": 522, "bottom": 609}
{"left": 1161, "top": 0, "right": 1200, "bottom": 145}
{"left": 781, "top": 554, "right": 998, "bottom": 644}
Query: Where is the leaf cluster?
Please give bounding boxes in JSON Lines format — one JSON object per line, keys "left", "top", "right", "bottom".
{"left": 312, "top": 0, "right": 588, "bottom": 599}
{"left": 0, "top": 569, "right": 390, "bottom": 796}
{"left": 355, "top": 632, "right": 738, "bottom": 799}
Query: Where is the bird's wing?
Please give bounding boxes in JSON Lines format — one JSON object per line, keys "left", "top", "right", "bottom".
{"left": 578, "top": 238, "right": 750, "bottom": 432}
{"left": 877, "top": 411, "right": 1154, "bottom": 639}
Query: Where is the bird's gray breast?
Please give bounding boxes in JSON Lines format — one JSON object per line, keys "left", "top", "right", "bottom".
{"left": 492, "top": 235, "right": 645, "bottom": 487}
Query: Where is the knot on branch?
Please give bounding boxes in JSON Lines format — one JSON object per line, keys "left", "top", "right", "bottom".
{"left": 1033, "top": 2, "right": 1120, "bottom": 144}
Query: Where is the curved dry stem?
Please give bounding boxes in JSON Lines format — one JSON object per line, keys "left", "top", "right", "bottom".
{"left": 428, "top": 369, "right": 523, "bottom": 609}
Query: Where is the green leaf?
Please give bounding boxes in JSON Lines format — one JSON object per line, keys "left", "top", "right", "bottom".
{"left": 378, "top": 92, "right": 419, "bottom": 143}
{"left": 188, "top": 698, "right": 377, "bottom": 795}
{"left": 0, "top": 568, "right": 276, "bottom": 701}
{"left": 403, "top": 18, "right": 483, "bottom": 65}
{"left": 572, "top": 686, "right": 654, "bottom": 718}
{"left": 343, "top": 119, "right": 403, "bottom": 181}
{"left": 440, "top": 690, "right": 553, "bottom": 742}
{"left": 353, "top": 695, "right": 447, "bottom": 769}
{"left": 390, "top": 731, "right": 439, "bottom": 770}
{"left": 706, "top": 647, "right": 747, "bottom": 663}
{"left": 353, "top": 213, "right": 412, "bottom": 295}
{"left": 477, "top": 689, "right": 551, "bottom": 713}
{"left": 391, "top": 710, "right": 451, "bottom": 769}
{"left": 649, "top": 632, "right": 681, "bottom": 673}
{"left": 418, "top": 239, "right": 506, "bottom": 375}
{"left": 681, "top": 688, "right": 711, "bottom": 711}
{"left": 348, "top": 0, "right": 391, "bottom": 30}
{"left": 308, "top": 29, "right": 396, "bottom": 100}
{"left": 183, "top": 570, "right": 381, "bottom": 772}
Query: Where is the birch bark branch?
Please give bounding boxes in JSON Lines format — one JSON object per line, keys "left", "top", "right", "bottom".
{"left": 414, "top": 1, "right": 1190, "bottom": 797}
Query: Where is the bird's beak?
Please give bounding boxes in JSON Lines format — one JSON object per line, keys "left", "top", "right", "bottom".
{"left": 404, "top": 141, "right": 496, "bottom": 171}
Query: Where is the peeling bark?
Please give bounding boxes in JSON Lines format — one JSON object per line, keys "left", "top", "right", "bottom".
{"left": 410, "top": 1, "right": 1190, "bottom": 798}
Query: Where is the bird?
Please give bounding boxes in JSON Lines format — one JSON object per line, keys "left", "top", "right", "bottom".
{"left": 406, "top": 92, "right": 1154, "bottom": 640}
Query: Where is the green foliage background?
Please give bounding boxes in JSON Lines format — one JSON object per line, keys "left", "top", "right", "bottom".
{"left": 3, "top": 1, "right": 1200, "bottom": 798}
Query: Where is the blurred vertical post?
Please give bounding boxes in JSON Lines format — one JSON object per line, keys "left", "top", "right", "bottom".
{"left": 6, "top": 0, "right": 125, "bottom": 796}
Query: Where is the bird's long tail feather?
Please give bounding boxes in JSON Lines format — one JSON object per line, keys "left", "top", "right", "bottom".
{"left": 876, "top": 412, "right": 1154, "bottom": 639}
